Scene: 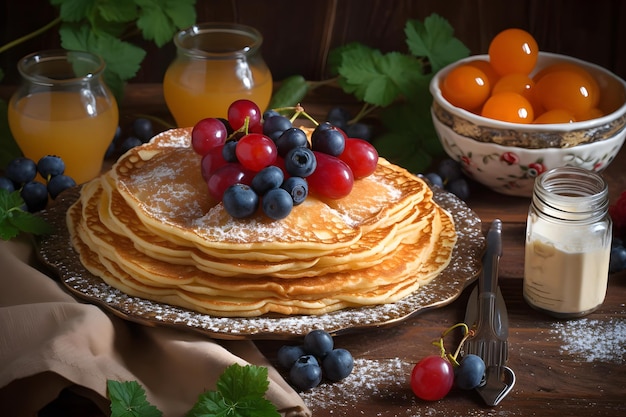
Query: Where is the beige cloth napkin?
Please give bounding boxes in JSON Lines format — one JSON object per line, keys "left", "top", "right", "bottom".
{"left": 0, "top": 237, "right": 311, "bottom": 417}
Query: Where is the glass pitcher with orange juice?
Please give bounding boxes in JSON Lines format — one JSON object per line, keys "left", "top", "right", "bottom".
{"left": 8, "top": 50, "right": 119, "bottom": 185}
{"left": 163, "top": 23, "right": 273, "bottom": 127}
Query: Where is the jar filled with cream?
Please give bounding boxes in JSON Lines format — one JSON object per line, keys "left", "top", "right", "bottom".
{"left": 523, "top": 166, "right": 612, "bottom": 318}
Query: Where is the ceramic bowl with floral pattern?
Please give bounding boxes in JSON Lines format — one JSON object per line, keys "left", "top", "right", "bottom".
{"left": 430, "top": 52, "right": 626, "bottom": 196}
{"left": 432, "top": 112, "right": 626, "bottom": 196}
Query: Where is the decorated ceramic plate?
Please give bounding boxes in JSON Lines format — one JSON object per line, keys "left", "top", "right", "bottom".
{"left": 38, "top": 185, "right": 484, "bottom": 340}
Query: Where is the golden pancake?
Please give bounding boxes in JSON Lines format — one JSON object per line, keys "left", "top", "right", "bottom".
{"left": 66, "top": 127, "right": 458, "bottom": 317}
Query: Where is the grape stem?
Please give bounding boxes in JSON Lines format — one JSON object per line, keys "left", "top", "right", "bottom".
{"left": 272, "top": 105, "right": 320, "bottom": 126}
{"left": 432, "top": 322, "right": 474, "bottom": 367}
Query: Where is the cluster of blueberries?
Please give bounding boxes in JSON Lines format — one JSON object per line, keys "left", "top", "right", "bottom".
{"left": 0, "top": 156, "right": 76, "bottom": 212}
{"left": 276, "top": 329, "right": 354, "bottom": 391}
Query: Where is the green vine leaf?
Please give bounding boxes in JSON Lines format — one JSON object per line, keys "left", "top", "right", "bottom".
{"left": 135, "top": 0, "right": 197, "bottom": 47}
{"left": 404, "top": 14, "right": 470, "bottom": 73}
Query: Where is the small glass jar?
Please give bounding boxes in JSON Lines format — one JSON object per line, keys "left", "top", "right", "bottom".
{"left": 523, "top": 166, "right": 612, "bottom": 318}
{"left": 163, "top": 23, "right": 273, "bottom": 127}
{"left": 8, "top": 49, "right": 118, "bottom": 184}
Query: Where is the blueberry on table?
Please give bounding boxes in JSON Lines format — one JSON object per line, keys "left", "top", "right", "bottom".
{"left": 6, "top": 157, "right": 37, "bottom": 185}
{"left": 0, "top": 177, "right": 15, "bottom": 192}
{"left": 37, "top": 155, "right": 65, "bottom": 179}
{"left": 21, "top": 181, "right": 48, "bottom": 212}
{"left": 303, "top": 329, "right": 334, "bottom": 358}
{"left": 277, "top": 345, "right": 306, "bottom": 369}
{"left": 322, "top": 348, "right": 354, "bottom": 382}
{"left": 454, "top": 354, "right": 486, "bottom": 390}
{"left": 47, "top": 174, "right": 77, "bottom": 199}
{"left": 289, "top": 355, "right": 322, "bottom": 391}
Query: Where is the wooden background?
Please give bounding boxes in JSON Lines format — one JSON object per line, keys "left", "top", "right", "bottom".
{"left": 1, "top": 0, "right": 626, "bottom": 85}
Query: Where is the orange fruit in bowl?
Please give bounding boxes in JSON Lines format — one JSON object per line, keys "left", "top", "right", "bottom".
{"left": 481, "top": 92, "right": 535, "bottom": 123}
{"left": 441, "top": 64, "right": 491, "bottom": 111}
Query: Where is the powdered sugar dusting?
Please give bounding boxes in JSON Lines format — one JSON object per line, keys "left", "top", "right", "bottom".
{"left": 301, "top": 358, "right": 518, "bottom": 417}
{"left": 39, "top": 182, "right": 484, "bottom": 339}
{"left": 549, "top": 318, "right": 626, "bottom": 363}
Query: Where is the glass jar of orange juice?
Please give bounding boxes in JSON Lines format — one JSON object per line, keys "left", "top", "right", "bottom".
{"left": 8, "top": 49, "right": 119, "bottom": 185}
{"left": 163, "top": 23, "right": 273, "bottom": 127}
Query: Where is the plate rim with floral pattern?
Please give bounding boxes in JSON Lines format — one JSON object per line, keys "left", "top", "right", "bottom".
{"left": 37, "top": 185, "right": 484, "bottom": 340}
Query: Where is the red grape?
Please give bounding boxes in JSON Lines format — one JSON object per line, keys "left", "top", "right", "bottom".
{"left": 207, "top": 162, "right": 255, "bottom": 201}
{"left": 339, "top": 138, "right": 378, "bottom": 179}
{"left": 410, "top": 355, "right": 454, "bottom": 401}
{"left": 191, "top": 118, "right": 228, "bottom": 155}
{"left": 307, "top": 152, "right": 354, "bottom": 199}
{"left": 228, "top": 99, "right": 262, "bottom": 130}
{"left": 200, "top": 145, "right": 228, "bottom": 181}
{"left": 235, "top": 133, "right": 277, "bottom": 172}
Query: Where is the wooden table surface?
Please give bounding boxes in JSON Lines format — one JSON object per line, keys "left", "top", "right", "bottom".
{"left": 118, "top": 85, "right": 626, "bottom": 417}
{"left": 3, "top": 84, "right": 626, "bottom": 416}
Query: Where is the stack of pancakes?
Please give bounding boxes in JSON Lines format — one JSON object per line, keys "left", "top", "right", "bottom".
{"left": 66, "top": 128, "right": 457, "bottom": 317}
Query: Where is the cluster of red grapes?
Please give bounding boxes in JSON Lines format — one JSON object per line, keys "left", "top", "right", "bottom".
{"left": 192, "top": 99, "right": 379, "bottom": 220}
{"left": 0, "top": 156, "right": 76, "bottom": 212}
{"left": 410, "top": 323, "right": 486, "bottom": 401}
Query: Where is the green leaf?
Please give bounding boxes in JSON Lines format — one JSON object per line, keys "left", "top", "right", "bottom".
{"left": 217, "top": 363, "right": 269, "bottom": 402}
{"left": 336, "top": 44, "right": 423, "bottom": 107}
{"left": 50, "top": 0, "right": 97, "bottom": 22}
{"left": 187, "top": 364, "right": 279, "bottom": 417}
{"left": 0, "top": 190, "right": 54, "bottom": 240}
{"left": 108, "top": 380, "right": 162, "bottom": 417}
{"left": 135, "top": 0, "right": 196, "bottom": 47}
{"left": 269, "top": 75, "right": 309, "bottom": 108}
{"left": 59, "top": 23, "right": 146, "bottom": 101}
{"left": 405, "top": 14, "right": 470, "bottom": 73}
{"left": 98, "top": 0, "right": 139, "bottom": 23}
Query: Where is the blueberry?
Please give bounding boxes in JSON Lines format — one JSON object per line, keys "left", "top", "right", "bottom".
{"left": 322, "top": 348, "right": 354, "bottom": 382}
{"left": 104, "top": 140, "right": 117, "bottom": 159}
{"left": 311, "top": 123, "right": 345, "bottom": 156}
{"left": 263, "top": 109, "right": 281, "bottom": 120}
{"left": 6, "top": 157, "right": 37, "bottom": 185}
{"left": 277, "top": 345, "right": 306, "bottom": 369}
{"left": 20, "top": 181, "right": 48, "bottom": 212}
{"left": 47, "top": 174, "right": 76, "bottom": 199}
{"left": 303, "top": 329, "right": 334, "bottom": 358}
{"left": 447, "top": 177, "right": 470, "bottom": 201}
{"left": 437, "top": 158, "right": 463, "bottom": 182}
{"left": 222, "top": 184, "right": 259, "bottom": 219}
{"left": 289, "top": 355, "right": 322, "bottom": 391}
{"left": 263, "top": 115, "right": 292, "bottom": 141}
{"left": 222, "top": 140, "right": 238, "bottom": 162}
{"left": 609, "top": 244, "right": 626, "bottom": 273}
{"left": 281, "top": 176, "right": 308, "bottom": 205}
{"left": 252, "top": 165, "right": 284, "bottom": 195}
{"left": 120, "top": 136, "right": 143, "bottom": 154}
{"left": 0, "top": 176, "right": 15, "bottom": 192}
{"left": 262, "top": 188, "right": 293, "bottom": 220}
{"left": 455, "top": 354, "right": 486, "bottom": 390}
{"left": 285, "top": 147, "right": 316, "bottom": 178}
{"left": 276, "top": 128, "right": 309, "bottom": 157}
{"left": 346, "top": 122, "right": 372, "bottom": 141}
{"left": 133, "top": 118, "right": 154, "bottom": 142}
{"left": 326, "top": 107, "right": 351, "bottom": 131}
{"left": 424, "top": 172, "right": 444, "bottom": 188}
{"left": 37, "top": 155, "right": 65, "bottom": 179}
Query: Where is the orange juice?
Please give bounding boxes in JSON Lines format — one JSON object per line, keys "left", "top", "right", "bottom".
{"left": 163, "top": 58, "right": 273, "bottom": 126}
{"left": 8, "top": 91, "right": 118, "bottom": 184}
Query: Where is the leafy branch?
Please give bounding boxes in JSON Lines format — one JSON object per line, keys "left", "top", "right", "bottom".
{"left": 270, "top": 14, "right": 470, "bottom": 173}
{"left": 108, "top": 364, "right": 280, "bottom": 417}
